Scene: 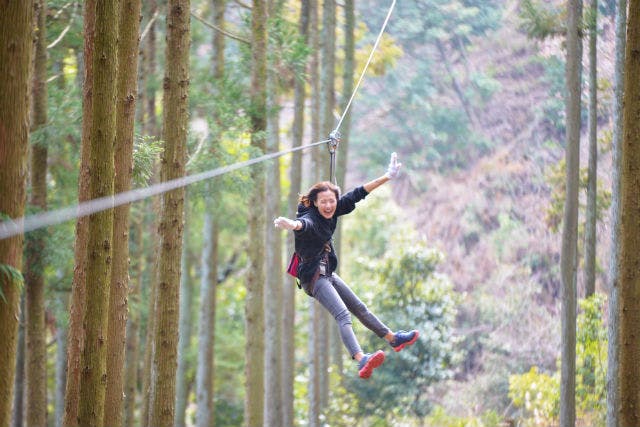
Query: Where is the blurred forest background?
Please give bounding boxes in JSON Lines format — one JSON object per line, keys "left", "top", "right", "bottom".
{"left": 1, "top": 0, "right": 625, "bottom": 426}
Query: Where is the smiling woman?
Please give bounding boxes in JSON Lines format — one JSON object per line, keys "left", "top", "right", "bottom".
{"left": 274, "top": 152, "right": 418, "bottom": 379}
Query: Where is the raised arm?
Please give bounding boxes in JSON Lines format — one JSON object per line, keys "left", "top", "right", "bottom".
{"left": 363, "top": 152, "right": 402, "bottom": 194}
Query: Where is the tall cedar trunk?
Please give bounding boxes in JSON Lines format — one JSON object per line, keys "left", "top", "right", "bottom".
{"left": 332, "top": 0, "right": 355, "bottom": 377}
{"left": 618, "top": 0, "right": 640, "bottom": 424}
{"left": 123, "top": 216, "right": 144, "bottom": 427}
{"left": 24, "top": 1, "right": 48, "bottom": 425}
{"left": 606, "top": 1, "right": 626, "bottom": 425}
{"left": 150, "top": 0, "right": 190, "bottom": 424}
{"left": 194, "top": 3, "right": 225, "bottom": 425}
{"left": 245, "top": 2, "right": 267, "bottom": 426}
{"left": 309, "top": 0, "right": 321, "bottom": 183}
{"left": 175, "top": 209, "right": 193, "bottom": 427}
{"left": 140, "top": 3, "right": 160, "bottom": 422}
{"left": 560, "top": 1, "right": 582, "bottom": 425}
{"left": 265, "top": 1, "right": 284, "bottom": 425}
{"left": 0, "top": 2, "right": 33, "bottom": 426}
{"left": 64, "top": 1, "right": 95, "bottom": 424}
{"left": 77, "top": 0, "right": 118, "bottom": 424}
{"left": 319, "top": 0, "right": 336, "bottom": 411}
{"left": 13, "top": 301, "right": 26, "bottom": 427}
{"left": 308, "top": 2, "right": 321, "bottom": 424}
{"left": 145, "top": 0, "right": 159, "bottom": 138}
{"left": 196, "top": 199, "right": 218, "bottom": 427}
{"left": 283, "top": 3, "right": 309, "bottom": 426}
{"left": 55, "top": 316, "right": 68, "bottom": 427}
{"left": 104, "top": 1, "right": 142, "bottom": 424}
{"left": 584, "top": 0, "right": 598, "bottom": 298}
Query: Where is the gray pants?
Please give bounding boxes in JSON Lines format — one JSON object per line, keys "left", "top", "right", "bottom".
{"left": 303, "top": 272, "right": 391, "bottom": 358}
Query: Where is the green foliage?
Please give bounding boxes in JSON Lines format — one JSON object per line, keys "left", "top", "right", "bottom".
{"left": 132, "top": 135, "right": 163, "bottom": 186}
{"left": 347, "top": 234, "right": 459, "bottom": 420}
{"left": 424, "top": 405, "right": 502, "bottom": 427}
{"left": 508, "top": 366, "right": 559, "bottom": 425}
{"left": 518, "top": 0, "right": 565, "bottom": 40}
{"left": 575, "top": 294, "right": 607, "bottom": 423}
{"left": 508, "top": 294, "right": 608, "bottom": 426}
{"left": 0, "top": 263, "right": 24, "bottom": 304}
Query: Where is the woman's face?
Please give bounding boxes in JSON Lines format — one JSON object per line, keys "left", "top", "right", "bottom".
{"left": 314, "top": 189, "right": 337, "bottom": 219}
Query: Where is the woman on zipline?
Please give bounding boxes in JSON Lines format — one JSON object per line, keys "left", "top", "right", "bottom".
{"left": 274, "top": 152, "right": 419, "bottom": 379}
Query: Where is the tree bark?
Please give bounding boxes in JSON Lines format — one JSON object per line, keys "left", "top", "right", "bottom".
{"left": 245, "top": 1, "right": 267, "bottom": 426}
{"left": 560, "top": 1, "right": 582, "bottom": 426}
{"left": 123, "top": 215, "right": 143, "bottom": 427}
{"left": 64, "top": 2, "right": 95, "bottom": 424}
{"left": 196, "top": 199, "right": 218, "bottom": 427}
{"left": 104, "top": 1, "right": 142, "bottom": 425}
{"left": 149, "top": 0, "right": 190, "bottom": 424}
{"left": 283, "top": 3, "right": 309, "bottom": 425}
{"left": 24, "top": 1, "right": 48, "bottom": 424}
{"left": 584, "top": 0, "right": 598, "bottom": 298}
{"left": 606, "top": 1, "right": 626, "bottom": 425}
{"left": 309, "top": 0, "right": 321, "bottom": 183}
{"left": 175, "top": 210, "right": 193, "bottom": 427}
{"left": 0, "top": 2, "right": 33, "bottom": 426}
{"left": 618, "top": 1, "right": 640, "bottom": 425}
{"left": 77, "top": 0, "right": 119, "bottom": 424}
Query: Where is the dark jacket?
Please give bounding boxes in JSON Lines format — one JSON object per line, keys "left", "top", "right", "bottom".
{"left": 294, "top": 186, "right": 369, "bottom": 284}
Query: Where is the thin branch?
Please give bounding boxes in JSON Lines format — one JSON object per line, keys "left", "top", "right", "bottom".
{"left": 47, "top": 2, "right": 79, "bottom": 50}
{"left": 140, "top": 9, "right": 160, "bottom": 43}
{"left": 232, "top": 0, "right": 251, "bottom": 9}
{"left": 190, "top": 11, "right": 250, "bottom": 45}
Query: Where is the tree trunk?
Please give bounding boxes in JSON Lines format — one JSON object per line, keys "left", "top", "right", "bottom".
{"left": 584, "top": 0, "right": 598, "bottom": 298}
{"left": 307, "top": 3, "right": 321, "bottom": 425}
{"left": 196, "top": 200, "right": 218, "bottom": 427}
{"left": 24, "top": 1, "right": 48, "bottom": 425}
{"left": 606, "top": 1, "right": 626, "bottom": 425}
{"left": 54, "top": 315, "right": 68, "bottom": 427}
{"left": 332, "top": 0, "right": 356, "bottom": 377}
{"left": 265, "top": 2, "right": 284, "bottom": 425}
{"left": 0, "top": 2, "right": 33, "bottom": 426}
{"left": 149, "top": 0, "right": 190, "bottom": 425}
{"left": 618, "top": 1, "right": 640, "bottom": 424}
{"left": 175, "top": 211, "right": 193, "bottom": 427}
{"left": 319, "top": 0, "right": 336, "bottom": 411}
{"left": 309, "top": 0, "right": 321, "bottom": 183}
{"left": 560, "top": 1, "right": 582, "bottom": 426}
{"left": 144, "top": 0, "right": 159, "bottom": 138}
{"left": 13, "top": 300, "right": 26, "bottom": 427}
{"left": 124, "top": 215, "right": 144, "bottom": 427}
{"left": 64, "top": 2, "right": 95, "bottom": 424}
{"left": 283, "top": 3, "right": 309, "bottom": 425}
{"left": 104, "top": 2, "right": 142, "bottom": 425}
{"left": 77, "top": 0, "right": 119, "bottom": 424}
{"left": 245, "top": 1, "right": 267, "bottom": 426}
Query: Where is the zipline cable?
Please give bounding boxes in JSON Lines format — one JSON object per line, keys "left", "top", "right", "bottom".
{"left": 332, "top": 0, "right": 396, "bottom": 134}
{"left": 0, "top": 0, "right": 397, "bottom": 240}
{"left": 0, "top": 139, "right": 329, "bottom": 240}
{"left": 327, "top": 0, "right": 396, "bottom": 183}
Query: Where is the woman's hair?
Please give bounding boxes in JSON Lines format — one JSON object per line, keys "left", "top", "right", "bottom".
{"left": 299, "top": 181, "right": 341, "bottom": 207}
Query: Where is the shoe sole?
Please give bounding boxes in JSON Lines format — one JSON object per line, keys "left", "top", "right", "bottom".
{"left": 393, "top": 330, "right": 419, "bottom": 352}
{"left": 359, "top": 350, "right": 385, "bottom": 379}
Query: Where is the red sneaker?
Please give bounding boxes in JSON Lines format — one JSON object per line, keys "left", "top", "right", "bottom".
{"left": 358, "top": 350, "right": 385, "bottom": 379}
{"left": 390, "top": 330, "right": 419, "bottom": 352}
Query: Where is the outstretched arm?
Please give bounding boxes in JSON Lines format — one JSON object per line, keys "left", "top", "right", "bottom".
{"left": 363, "top": 152, "right": 402, "bottom": 194}
{"left": 274, "top": 217, "right": 302, "bottom": 231}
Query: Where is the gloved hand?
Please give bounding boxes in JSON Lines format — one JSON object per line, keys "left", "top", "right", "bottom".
{"left": 274, "top": 217, "right": 298, "bottom": 230}
{"left": 385, "top": 152, "right": 402, "bottom": 179}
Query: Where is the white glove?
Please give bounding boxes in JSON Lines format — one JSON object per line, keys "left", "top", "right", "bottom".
{"left": 385, "top": 152, "right": 402, "bottom": 179}
{"left": 274, "top": 217, "right": 298, "bottom": 230}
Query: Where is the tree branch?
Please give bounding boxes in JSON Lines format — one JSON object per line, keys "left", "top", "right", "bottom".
{"left": 191, "top": 11, "right": 250, "bottom": 45}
